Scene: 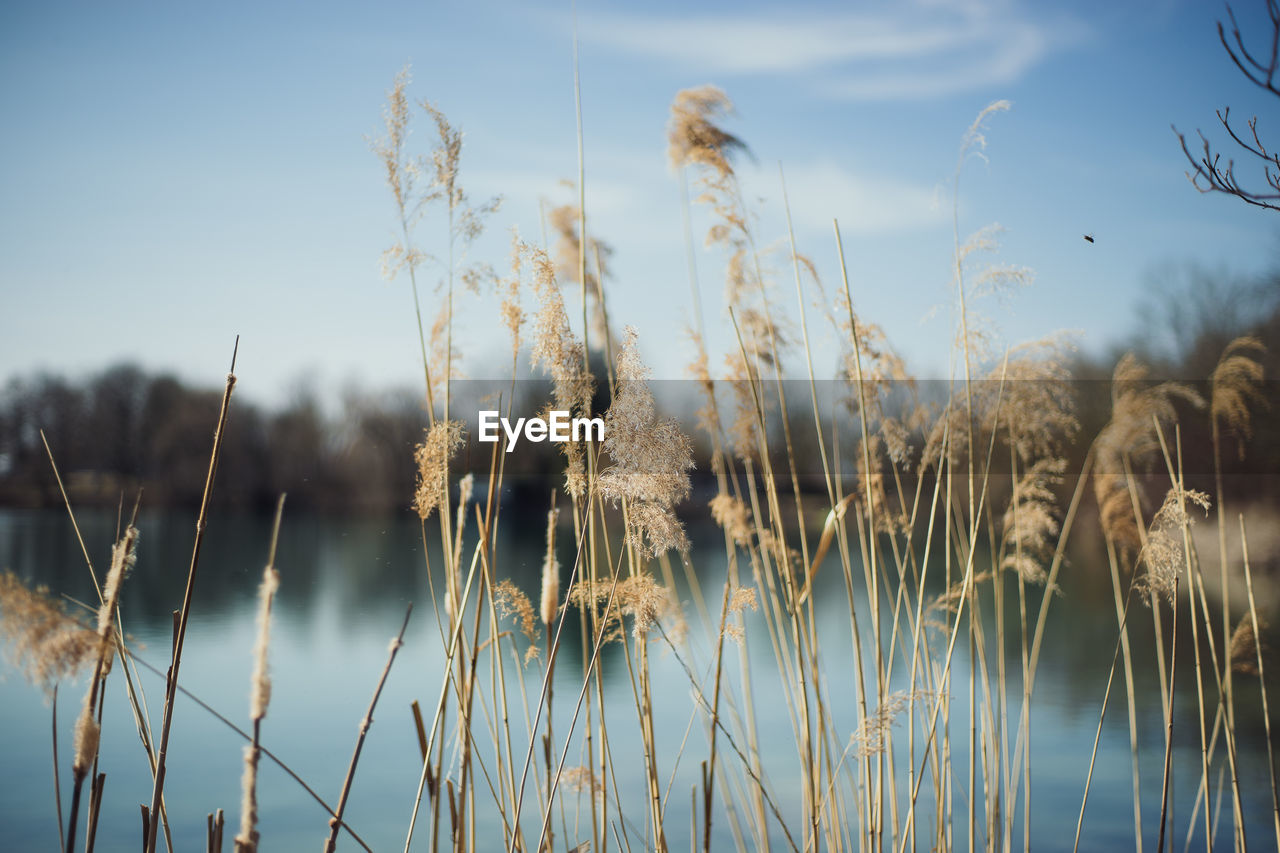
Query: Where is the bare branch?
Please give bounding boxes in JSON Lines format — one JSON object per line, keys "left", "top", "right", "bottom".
{"left": 1177, "top": 2, "right": 1280, "bottom": 211}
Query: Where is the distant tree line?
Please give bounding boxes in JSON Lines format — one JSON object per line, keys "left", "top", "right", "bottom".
{"left": 1067, "top": 264, "right": 1280, "bottom": 498}
{"left": 0, "top": 366, "right": 424, "bottom": 513}
{"left": 2, "top": 265, "right": 1277, "bottom": 514}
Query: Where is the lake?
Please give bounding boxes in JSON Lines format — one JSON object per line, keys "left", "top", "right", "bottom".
{"left": 1, "top": 505, "right": 1276, "bottom": 851}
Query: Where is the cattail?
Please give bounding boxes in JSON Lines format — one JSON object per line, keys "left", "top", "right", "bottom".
{"left": 71, "top": 709, "right": 100, "bottom": 778}
{"left": 73, "top": 525, "right": 139, "bottom": 778}
{"left": 248, "top": 566, "right": 279, "bottom": 723}
{"left": 236, "top": 563, "right": 279, "bottom": 853}
{"left": 539, "top": 508, "right": 560, "bottom": 628}
{"left": 445, "top": 473, "right": 474, "bottom": 623}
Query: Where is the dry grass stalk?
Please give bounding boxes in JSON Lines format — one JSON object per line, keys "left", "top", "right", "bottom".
{"left": 324, "top": 607, "right": 413, "bottom": 853}
{"left": 145, "top": 356, "right": 238, "bottom": 853}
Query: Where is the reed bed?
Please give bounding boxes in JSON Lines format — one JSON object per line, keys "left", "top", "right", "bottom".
{"left": 0, "top": 69, "right": 1276, "bottom": 853}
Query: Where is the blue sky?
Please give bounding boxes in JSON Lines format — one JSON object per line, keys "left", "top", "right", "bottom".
{"left": 2, "top": 0, "right": 1277, "bottom": 407}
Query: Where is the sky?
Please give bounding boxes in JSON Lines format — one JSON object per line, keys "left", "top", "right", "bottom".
{"left": 2, "top": 0, "right": 1278, "bottom": 409}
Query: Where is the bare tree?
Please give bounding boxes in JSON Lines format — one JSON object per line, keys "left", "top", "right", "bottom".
{"left": 1176, "top": 1, "right": 1280, "bottom": 210}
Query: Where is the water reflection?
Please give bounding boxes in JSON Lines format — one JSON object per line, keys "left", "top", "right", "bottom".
{"left": 0, "top": 507, "right": 1277, "bottom": 850}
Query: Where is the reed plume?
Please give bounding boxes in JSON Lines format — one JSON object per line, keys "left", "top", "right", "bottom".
{"left": 598, "top": 327, "right": 695, "bottom": 556}
{"left": 1136, "top": 487, "right": 1211, "bottom": 603}
{"left": 549, "top": 200, "right": 613, "bottom": 343}
{"left": 1093, "top": 353, "right": 1203, "bottom": 549}
{"left": 413, "top": 420, "right": 465, "bottom": 521}
{"left": 0, "top": 572, "right": 97, "bottom": 694}
{"left": 1230, "top": 617, "right": 1263, "bottom": 676}
{"left": 494, "top": 579, "right": 539, "bottom": 663}
{"left": 666, "top": 85, "right": 744, "bottom": 179}
{"left": 1212, "top": 335, "right": 1267, "bottom": 459}
{"left": 1001, "top": 457, "right": 1066, "bottom": 584}
{"left": 709, "top": 494, "right": 752, "bottom": 547}
{"left": 527, "top": 240, "right": 593, "bottom": 498}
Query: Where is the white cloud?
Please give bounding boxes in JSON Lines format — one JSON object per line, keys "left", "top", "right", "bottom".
{"left": 579, "top": 2, "right": 1078, "bottom": 101}
{"left": 749, "top": 160, "right": 947, "bottom": 235}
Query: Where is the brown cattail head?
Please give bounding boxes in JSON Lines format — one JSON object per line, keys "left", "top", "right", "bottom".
{"left": 540, "top": 508, "right": 560, "bottom": 627}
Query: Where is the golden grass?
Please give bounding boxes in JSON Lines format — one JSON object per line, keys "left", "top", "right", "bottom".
{"left": 3, "top": 71, "right": 1276, "bottom": 853}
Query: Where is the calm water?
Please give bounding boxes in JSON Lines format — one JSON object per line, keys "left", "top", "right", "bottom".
{"left": 1, "top": 506, "right": 1276, "bottom": 851}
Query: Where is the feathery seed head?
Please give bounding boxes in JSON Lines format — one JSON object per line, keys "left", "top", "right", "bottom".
{"left": 1137, "top": 488, "right": 1211, "bottom": 604}
{"left": 1230, "top": 617, "right": 1264, "bottom": 676}
{"left": 667, "top": 85, "right": 744, "bottom": 177}
{"left": 599, "top": 328, "right": 695, "bottom": 556}
{"left": 710, "top": 494, "right": 752, "bottom": 547}
{"left": 1212, "top": 336, "right": 1267, "bottom": 459}
{"left": 0, "top": 572, "right": 98, "bottom": 695}
{"left": 413, "top": 420, "right": 466, "bottom": 520}
{"left": 494, "top": 580, "right": 539, "bottom": 664}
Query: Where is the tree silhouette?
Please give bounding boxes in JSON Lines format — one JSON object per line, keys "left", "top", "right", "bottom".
{"left": 1176, "top": 1, "right": 1280, "bottom": 210}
